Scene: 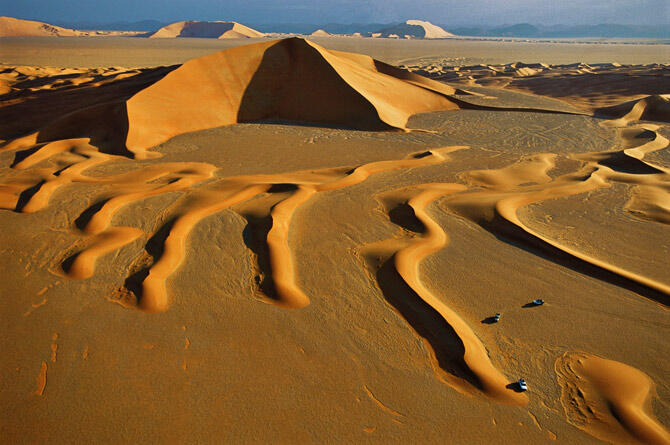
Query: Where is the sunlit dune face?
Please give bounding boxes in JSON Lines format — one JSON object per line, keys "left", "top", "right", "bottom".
{"left": 0, "top": 37, "right": 668, "bottom": 443}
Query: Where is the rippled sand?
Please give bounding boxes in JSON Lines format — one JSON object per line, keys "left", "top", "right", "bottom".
{"left": 0, "top": 38, "right": 668, "bottom": 443}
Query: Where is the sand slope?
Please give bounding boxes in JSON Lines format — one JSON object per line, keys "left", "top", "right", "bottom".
{"left": 0, "top": 42, "right": 668, "bottom": 443}
{"left": 377, "top": 20, "right": 455, "bottom": 39}
{"left": 149, "top": 21, "right": 264, "bottom": 39}
{"left": 310, "top": 29, "right": 331, "bottom": 37}
{"left": 0, "top": 16, "right": 80, "bottom": 37}
{"left": 2, "top": 38, "right": 464, "bottom": 159}
{"left": 556, "top": 352, "right": 670, "bottom": 445}
{"left": 0, "top": 16, "right": 143, "bottom": 37}
{"left": 403, "top": 61, "right": 670, "bottom": 113}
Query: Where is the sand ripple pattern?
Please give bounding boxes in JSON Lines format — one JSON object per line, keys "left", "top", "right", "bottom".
{"left": 0, "top": 44, "right": 669, "bottom": 421}
{"left": 555, "top": 351, "right": 670, "bottom": 445}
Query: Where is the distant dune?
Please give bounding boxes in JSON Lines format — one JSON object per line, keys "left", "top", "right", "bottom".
{"left": 0, "top": 16, "right": 144, "bottom": 37}
{"left": 149, "top": 21, "right": 264, "bottom": 39}
{"left": 310, "top": 29, "right": 331, "bottom": 37}
{"left": 0, "top": 16, "right": 81, "bottom": 37}
{"left": 377, "top": 20, "right": 455, "bottom": 39}
{"left": 1, "top": 32, "right": 669, "bottom": 444}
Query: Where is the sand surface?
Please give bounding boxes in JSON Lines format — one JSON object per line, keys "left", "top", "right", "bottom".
{"left": 0, "top": 37, "right": 669, "bottom": 443}
{"left": 0, "top": 35, "right": 668, "bottom": 68}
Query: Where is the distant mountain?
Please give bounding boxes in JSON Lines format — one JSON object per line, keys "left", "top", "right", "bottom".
{"left": 542, "top": 24, "right": 670, "bottom": 38}
{"left": 447, "top": 23, "right": 670, "bottom": 38}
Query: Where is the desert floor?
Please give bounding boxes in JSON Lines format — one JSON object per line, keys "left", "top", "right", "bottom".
{"left": 0, "top": 37, "right": 668, "bottom": 444}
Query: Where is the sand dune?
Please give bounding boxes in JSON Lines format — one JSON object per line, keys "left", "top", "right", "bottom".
{"left": 445, "top": 117, "right": 670, "bottom": 307}
{"left": 360, "top": 181, "right": 529, "bottom": 405}
{"left": 125, "top": 38, "right": 465, "bottom": 153}
{"left": 149, "top": 21, "right": 264, "bottom": 39}
{"left": 376, "top": 20, "right": 455, "bottom": 39}
{"left": 404, "top": 61, "right": 670, "bottom": 113}
{"left": 0, "top": 16, "right": 80, "bottom": 37}
{"left": 405, "top": 20, "right": 455, "bottom": 38}
{"left": 310, "top": 29, "right": 331, "bottom": 37}
{"left": 0, "top": 16, "right": 142, "bottom": 37}
{"left": 1, "top": 38, "right": 464, "bottom": 160}
{"left": 556, "top": 352, "right": 670, "bottom": 445}
{"left": 1, "top": 40, "right": 669, "bottom": 443}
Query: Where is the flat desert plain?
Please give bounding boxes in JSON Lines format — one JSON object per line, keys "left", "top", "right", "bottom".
{"left": 0, "top": 36, "right": 669, "bottom": 444}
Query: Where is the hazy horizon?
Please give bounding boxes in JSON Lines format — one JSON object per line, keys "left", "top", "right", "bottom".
{"left": 2, "top": 0, "right": 669, "bottom": 27}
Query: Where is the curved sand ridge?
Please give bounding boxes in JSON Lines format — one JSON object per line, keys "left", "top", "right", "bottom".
{"left": 0, "top": 51, "right": 669, "bottom": 425}
{"left": 556, "top": 352, "right": 670, "bottom": 445}
{"left": 360, "top": 183, "right": 528, "bottom": 404}
{"left": 445, "top": 147, "right": 670, "bottom": 307}
{"left": 139, "top": 147, "right": 463, "bottom": 312}
{"left": 598, "top": 95, "right": 670, "bottom": 127}
{"left": 149, "top": 21, "right": 264, "bottom": 39}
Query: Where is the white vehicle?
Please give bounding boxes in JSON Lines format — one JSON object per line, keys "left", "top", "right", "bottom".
{"left": 518, "top": 378, "right": 528, "bottom": 391}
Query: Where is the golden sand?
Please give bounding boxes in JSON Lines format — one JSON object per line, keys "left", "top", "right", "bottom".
{"left": 0, "top": 37, "right": 668, "bottom": 443}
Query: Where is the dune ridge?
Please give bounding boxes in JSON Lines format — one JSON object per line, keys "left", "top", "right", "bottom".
{"left": 2, "top": 40, "right": 600, "bottom": 165}
{"left": 65, "top": 227, "right": 144, "bottom": 280}
{"left": 0, "top": 16, "right": 142, "bottom": 37}
{"left": 124, "top": 38, "right": 462, "bottom": 153}
{"left": 377, "top": 20, "right": 455, "bottom": 39}
{"left": 1, "top": 42, "right": 669, "bottom": 439}
{"left": 149, "top": 21, "right": 264, "bottom": 39}
{"left": 138, "top": 147, "right": 462, "bottom": 312}
{"left": 360, "top": 182, "right": 528, "bottom": 404}
{"left": 555, "top": 351, "right": 670, "bottom": 445}
{"left": 403, "top": 61, "right": 670, "bottom": 115}
{"left": 0, "top": 16, "right": 80, "bottom": 37}
{"left": 0, "top": 38, "right": 468, "bottom": 161}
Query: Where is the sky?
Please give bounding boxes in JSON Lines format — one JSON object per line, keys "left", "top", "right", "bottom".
{"left": 3, "top": 0, "right": 669, "bottom": 26}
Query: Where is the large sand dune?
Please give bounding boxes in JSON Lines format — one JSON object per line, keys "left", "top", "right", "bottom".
{"left": 0, "top": 38, "right": 669, "bottom": 443}
{"left": 377, "top": 20, "right": 455, "bottom": 39}
{"left": 0, "top": 16, "right": 82, "bottom": 37}
{"left": 3, "top": 38, "right": 468, "bottom": 160}
{"left": 149, "top": 20, "right": 264, "bottom": 39}
{"left": 0, "top": 16, "right": 142, "bottom": 37}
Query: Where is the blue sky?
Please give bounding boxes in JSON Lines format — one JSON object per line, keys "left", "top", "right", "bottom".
{"left": 3, "top": 0, "right": 668, "bottom": 25}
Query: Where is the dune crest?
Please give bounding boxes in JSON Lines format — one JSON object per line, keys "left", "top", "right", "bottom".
{"left": 149, "top": 21, "right": 264, "bottom": 39}
{"left": 0, "top": 16, "right": 142, "bottom": 37}
{"left": 124, "top": 38, "right": 460, "bottom": 153}
{"left": 0, "top": 16, "right": 79, "bottom": 37}
{"left": 555, "top": 352, "right": 670, "bottom": 445}
{"left": 406, "top": 20, "right": 455, "bottom": 38}
{"left": 377, "top": 20, "right": 455, "bottom": 39}
{"left": 359, "top": 182, "right": 528, "bottom": 405}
